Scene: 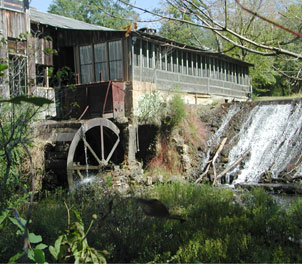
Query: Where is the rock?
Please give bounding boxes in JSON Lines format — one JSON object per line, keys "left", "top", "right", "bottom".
{"left": 221, "top": 157, "right": 229, "bottom": 163}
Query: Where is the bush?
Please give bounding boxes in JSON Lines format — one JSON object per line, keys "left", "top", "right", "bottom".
{"left": 2, "top": 183, "right": 302, "bottom": 263}
{"left": 161, "top": 94, "right": 186, "bottom": 134}
{"left": 136, "top": 91, "right": 163, "bottom": 125}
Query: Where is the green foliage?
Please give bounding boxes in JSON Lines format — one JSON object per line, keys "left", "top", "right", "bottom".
{"left": 137, "top": 92, "right": 186, "bottom": 134}
{"left": 48, "top": 206, "right": 106, "bottom": 263}
{"left": 0, "top": 64, "right": 8, "bottom": 77}
{"left": 158, "top": 3, "right": 217, "bottom": 49}
{"left": 48, "top": 0, "right": 139, "bottom": 30}
{"left": 0, "top": 95, "right": 53, "bottom": 107}
{"left": 162, "top": 93, "right": 186, "bottom": 132}
{"left": 136, "top": 90, "right": 163, "bottom": 125}
{"left": 2, "top": 182, "right": 302, "bottom": 263}
{"left": 137, "top": 93, "right": 186, "bottom": 174}
{"left": 0, "top": 103, "right": 37, "bottom": 189}
{"left": 0, "top": 194, "right": 48, "bottom": 263}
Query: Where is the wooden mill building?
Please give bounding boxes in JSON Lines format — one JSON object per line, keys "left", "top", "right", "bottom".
{"left": 0, "top": 0, "right": 252, "bottom": 120}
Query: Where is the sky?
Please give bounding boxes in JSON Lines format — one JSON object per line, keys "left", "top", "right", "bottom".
{"left": 29, "top": 0, "right": 160, "bottom": 13}
{"left": 29, "top": 0, "right": 161, "bottom": 28}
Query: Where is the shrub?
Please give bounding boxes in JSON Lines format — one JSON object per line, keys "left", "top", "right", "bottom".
{"left": 136, "top": 91, "right": 163, "bottom": 125}
{"left": 3, "top": 182, "right": 302, "bottom": 263}
{"left": 161, "top": 94, "right": 186, "bottom": 134}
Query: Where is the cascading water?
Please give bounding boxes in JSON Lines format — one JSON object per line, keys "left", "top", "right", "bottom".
{"left": 81, "top": 124, "right": 89, "bottom": 178}
{"left": 224, "top": 101, "right": 302, "bottom": 183}
{"left": 207, "top": 104, "right": 241, "bottom": 147}
{"left": 201, "top": 104, "right": 241, "bottom": 172}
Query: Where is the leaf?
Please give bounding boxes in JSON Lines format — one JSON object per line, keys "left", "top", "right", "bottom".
{"left": 28, "top": 232, "right": 42, "bottom": 243}
{"left": 9, "top": 252, "right": 24, "bottom": 263}
{"left": 27, "top": 248, "right": 35, "bottom": 261}
{"left": 91, "top": 252, "right": 99, "bottom": 263}
{"left": 8, "top": 217, "right": 25, "bottom": 232}
{"left": 33, "top": 248, "right": 46, "bottom": 263}
{"left": 54, "top": 234, "right": 64, "bottom": 257}
{"left": 35, "top": 243, "right": 48, "bottom": 250}
{"left": 49, "top": 245, "right": 58, "bottom": 260}
{"left": 0, "top": 64, "right": 8, "bottom": 71}
{"left": 0, "top": 210, "right": 9, "bottom": 225}
{"left": 0, "top": 95, "right": 53, "bottom": 106}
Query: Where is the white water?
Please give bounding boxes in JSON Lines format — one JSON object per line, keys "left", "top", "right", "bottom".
{"left": 201, "top": 104, "right": 240, "bottom": 172}
{"left": 226, "top": 102, "right": 302, "bottom": 183}
{"left": 81, "top": 124, "right": 89, "bottom": 177}
{"left": 207, "top": 104, "right": 240, "bottom": 147}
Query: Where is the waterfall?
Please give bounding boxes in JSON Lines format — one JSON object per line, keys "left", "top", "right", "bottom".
{"left": 225, "top": 101, "right": 302, "bottom": 183}
{"left": 200, "top": 104, "right": 241, "bottom": 172}
{"left": 207, "top": 103, "right": 240, "bottom": 147}
{"left": 81, "top": 124, "right": 89, "bottom": 177}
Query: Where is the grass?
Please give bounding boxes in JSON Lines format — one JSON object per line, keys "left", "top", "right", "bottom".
{"left": 2, "top": 182, "right": 302, "bottom": 263}
{"left": 253, "top": 93, "right": 302, "bottom": 101}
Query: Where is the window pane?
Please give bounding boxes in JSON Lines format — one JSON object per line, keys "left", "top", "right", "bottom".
{"left": 173, "top": 50, "right": 178, "bottom": 72}
{"left": 4, "top": 0, "right": 24, "bottom": 11}
{"left": 94, "top": 43, "right": 107, "bottom": 63}
{"left": 109, "top": 40, "right": 122, "bottom": 61}
{"left": 80, "top": 45, "right": 92, "bottom": 64}
{"left": 167, "top": 49, "right": 172, "bottom": 72}
{"left": 80, "top": 45, "right": 93, "bottom": 83}
{"left": 155, "top": 45, "right": 160, "bottom": 69}
{"left": 142, "top": 40, "right": 148, "bottom": 68}
{"left": 109, "top": 61, "right": 123, "bottom": 81}
{"left": 188, "top": 53, "right": 192, "bottom": 75}
{"left": 108, "top": 40, "right": 123, "bottom": 80}
{"left": 161, "top": 47, "right": 166, "bottom": 71}
{"left": 9, "top": 55, "right": 27, "bottom": 96}
{"left": 81, "top": 64, "right": 93, "bottom": 84}
{"left": 148, "top": 42, "right": 153, "bottom": 68}
{"left": 183, "top": 52, "right": 187, "bottom": 74}
{"left": 133, "top": 38, "right": 140, "bottom": 66}
{"left": 95, "top": 62, "right": 108, "bottom": 81}
{"left": 94, "top": 43, "right": 107, "bottom": 81}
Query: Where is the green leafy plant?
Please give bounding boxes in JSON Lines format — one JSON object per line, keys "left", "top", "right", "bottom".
{"left": 0, "top": 95, "right": 53, "bottom": 107}
{"left": 8, "top": 215, "right": 48, "bottom": 263}
{"left": 49, "top": 203, "right": 106, "bottom": 263}
{"left": 136, "top": 90, "right": 163, "bottom": 125}
{"left": 0, "top": 194, "right": 48, "bottom": 263}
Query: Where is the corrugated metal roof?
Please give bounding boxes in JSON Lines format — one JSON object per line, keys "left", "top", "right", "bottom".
{"left": 29, "top": 8, "right": 114, "bottom": 31}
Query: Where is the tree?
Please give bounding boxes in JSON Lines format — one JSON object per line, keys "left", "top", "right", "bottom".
{"left": 48, "top": 0, "right": 139, "bottom": 29}
{"left": 118, "top": 0, "right": 302, "bottom": 96}
{"left": 158, "top": 3, "right": 217, "bottom": 50}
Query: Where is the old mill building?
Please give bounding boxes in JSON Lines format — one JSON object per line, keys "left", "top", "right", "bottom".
{"left": 0, "top": 0, "right": 252, "bottom": 120}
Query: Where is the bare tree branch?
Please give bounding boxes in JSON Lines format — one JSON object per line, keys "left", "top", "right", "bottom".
{"left": 234, "top": 0, "right": 302, "bottom": 38}
{"left": 118, "top": 0, "right": 302, "bottom": 59}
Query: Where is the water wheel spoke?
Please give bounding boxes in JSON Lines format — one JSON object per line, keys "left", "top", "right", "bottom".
{"left": 72, "top": 165, "right": 100, "bottom": 170}
{"left": 100, "top": 125, "right": 105, "bottom": 162}
{"left": 82, "top": 136, "right": 104, "bottom": 165}
{"left": 77, "top": 170, "right": 84, "bottom": 180}
{"left": 105, "top": 138, "right": 120, "bottom": 164}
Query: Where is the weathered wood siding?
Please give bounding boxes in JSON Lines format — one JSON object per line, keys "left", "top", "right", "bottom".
{"left": 57, "top": 30, "right": 125, "bottom": 47}
{"left": 3, "top": 9, "right": 27, "bottom": 38}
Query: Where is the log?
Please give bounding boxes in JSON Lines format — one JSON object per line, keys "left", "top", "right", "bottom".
{"left": 214, "top": 149, "right": 250, "bottom": 185}
{"left": 235, "top": 182, "right": 302, "bottom": 195}
{"left": 212, "top": 137, "right": 227, "bottom": 185}
{"left": 195, "top": 137, "right": 227, "bottom": 184}
{"left": 195, "top": 163, "right": 211, "bottom": 184}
